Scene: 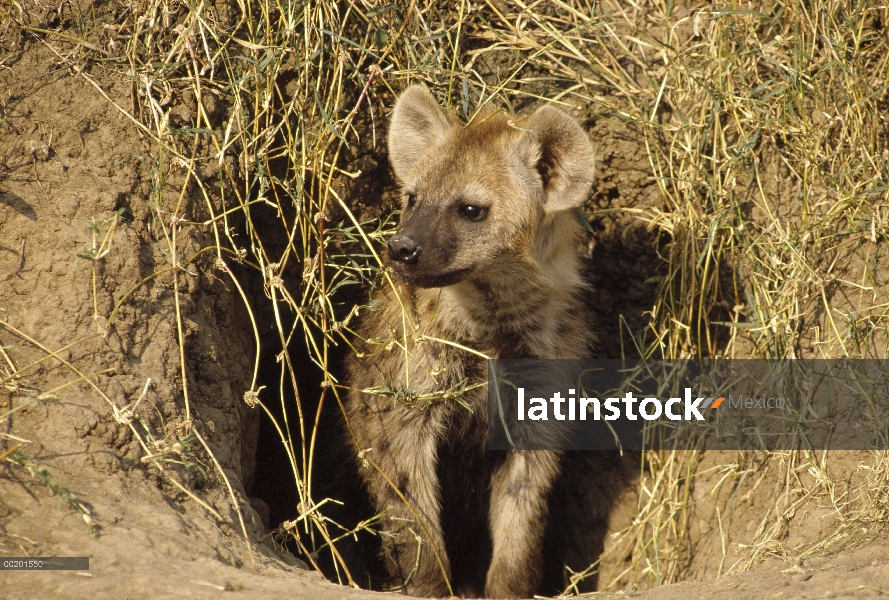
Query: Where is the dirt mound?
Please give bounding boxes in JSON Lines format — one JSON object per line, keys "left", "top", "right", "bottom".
{"left": 0, "top": 6, "right": 272, "bottom": 591}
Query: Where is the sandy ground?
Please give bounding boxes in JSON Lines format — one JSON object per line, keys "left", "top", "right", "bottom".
{"left": 3, "top": 463, "right": 889, "bottom": 600}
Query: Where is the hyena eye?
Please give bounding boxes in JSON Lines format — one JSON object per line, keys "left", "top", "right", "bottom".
{"left": 458, "top": 204, "right": 488, "bottom": 222}
{"left": 406, "top": 194, "right": 417, "bottom": 208}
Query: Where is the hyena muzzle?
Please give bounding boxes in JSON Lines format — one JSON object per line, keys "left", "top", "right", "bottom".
{"left": 344, "top": 85, "right": 596, "bottom": 598}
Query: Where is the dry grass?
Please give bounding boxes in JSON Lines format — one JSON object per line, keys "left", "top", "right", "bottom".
{"left": 3, "top": 0, "right": 888, "bottom": 593}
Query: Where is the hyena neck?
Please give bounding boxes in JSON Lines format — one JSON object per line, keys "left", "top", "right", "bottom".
{"left": 419, "top": 213, "right": 588, "bottom": 359}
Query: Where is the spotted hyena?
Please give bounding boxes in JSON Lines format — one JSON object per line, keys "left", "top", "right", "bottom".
{"left": 345, "top": 85, "right": 596, "bottom": 598}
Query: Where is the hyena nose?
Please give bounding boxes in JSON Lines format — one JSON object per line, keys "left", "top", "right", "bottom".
{"left": 388, "top": 234, "right": 421, "bottom": 264}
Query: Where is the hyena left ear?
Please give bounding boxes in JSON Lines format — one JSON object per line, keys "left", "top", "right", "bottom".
{"left": 517, "top": 106, "right": 595, "bottom": 213}
{"left": 388, "top": 85, "right": 453, "bottom": 182}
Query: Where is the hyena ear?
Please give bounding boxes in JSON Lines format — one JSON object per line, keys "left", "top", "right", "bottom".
{"left": 517, "top": 105, "right": 595, "bottom": 213}
{"left": 388, "top": 85, "right": 453, "bottom": 182}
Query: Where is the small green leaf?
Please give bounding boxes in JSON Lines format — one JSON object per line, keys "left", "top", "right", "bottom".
{"left": 374, "top": 28, "right": 389, "bottom": 49}
{"left": 366, "top": 3, "right": 398, "bottom": 17}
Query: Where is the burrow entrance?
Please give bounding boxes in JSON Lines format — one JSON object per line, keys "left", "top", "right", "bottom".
{"left": 242, "top": 129, "right": 677, "bottom": 592}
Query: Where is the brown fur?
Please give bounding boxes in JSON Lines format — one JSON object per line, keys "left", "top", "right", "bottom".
{"left": 345, "top": 86, "right": 596, "bottom": 598}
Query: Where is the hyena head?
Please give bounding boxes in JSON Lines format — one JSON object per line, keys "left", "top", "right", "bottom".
{"left": 386, "top": 85, "right": 595, "bottom": 288}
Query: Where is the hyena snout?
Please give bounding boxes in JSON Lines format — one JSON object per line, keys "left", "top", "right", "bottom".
{"left": 387, "top": 233, "right": 421, "bottom": 264}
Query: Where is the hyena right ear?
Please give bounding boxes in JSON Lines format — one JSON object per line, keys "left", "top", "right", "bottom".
{"left": 388, "top": 85, "right": 452, "bottom": 182}
{"left": 517, "top": 105, "right": 595, "bottom": 213}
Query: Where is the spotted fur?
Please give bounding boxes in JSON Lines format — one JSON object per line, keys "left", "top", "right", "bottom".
{"left": 345, "top": 85, "right": 596, "bottom": 598}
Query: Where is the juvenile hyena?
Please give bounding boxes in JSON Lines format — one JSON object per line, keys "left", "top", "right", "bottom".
{"left": 345, "top": 85, "right": 596, "bottom": 598}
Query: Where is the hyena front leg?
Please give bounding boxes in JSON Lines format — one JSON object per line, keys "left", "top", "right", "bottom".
{"left": 360, "top": 409, "right": 451, "bottom": 596}
{"left": 485, "top": 449, "right": 562, "bottom": 598}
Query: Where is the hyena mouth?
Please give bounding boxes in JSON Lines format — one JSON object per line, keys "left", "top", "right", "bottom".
{"left": 394, "top": 266, "right": 473, "bottom": 288}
